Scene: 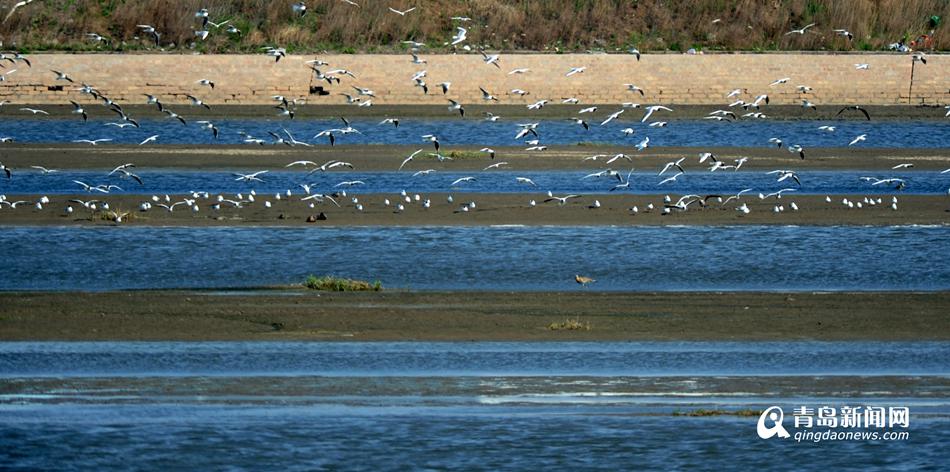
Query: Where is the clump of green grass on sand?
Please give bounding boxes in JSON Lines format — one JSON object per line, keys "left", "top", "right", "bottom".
{"left": 304, "top": 275, "right": 382, "bottom": 292}
{"left": 444, "top": 150, "right": 484, "bottom": 159}
{"left": 548, "top": 318, "right": 591, "bottom": 331}
{"left": 673, "top": 409, "right": 762, "bottom": 417}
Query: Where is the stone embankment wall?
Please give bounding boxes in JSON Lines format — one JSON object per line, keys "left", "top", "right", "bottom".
{"left": 1, "top": 53, "right": 946, "bottom": 107}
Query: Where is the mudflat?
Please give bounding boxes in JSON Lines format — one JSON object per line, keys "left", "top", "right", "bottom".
{"left": 2, "top": 143, "right": 950, "bottom": 171}
{"left": 1, "top": 193, "right": 947, "bottom": 226}
{"left": 1, "top": 290, "right": 947, "bottom": 342}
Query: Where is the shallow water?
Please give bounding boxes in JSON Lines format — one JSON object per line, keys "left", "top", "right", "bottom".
{"left": 1, "top": 342, "right": 947, "bottom": 470}
{"left": 2, "top": 169, "right": 946, "bottom": 196}
{"left": 1, "top": 225, "right": 948, "bottom": 291}
{"left": 2, "top": 341, "right": 948, "bottom": 377}
{"left": 2, "top": 116, "right": 948, "bottom": 148}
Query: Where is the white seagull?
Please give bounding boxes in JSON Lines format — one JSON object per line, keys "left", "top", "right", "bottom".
{"left": 641, "top": 105, "right": 671, "bottom": 122}
{"left": 234, "top": 171, "right": 268, "bottom": 182}
{"left": 388, "top": 7, "right": 416, "bottom": 16}
{"left": 566, "top": 67, "right": 586, "bottom": 77}
{"left": 784, "top": 23, "right": 816, "bottom": 35}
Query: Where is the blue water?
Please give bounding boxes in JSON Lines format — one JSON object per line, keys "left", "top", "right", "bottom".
{"left": 2, "top": 169, "right": 946, "bottom": 195}
{"left": 1, "top": 342, "right": 948, "bottom": 470}
{"left": 1, "top": 116, "right": 948, "bottom": 148}
{"left": 1, "top": 225, "right": 948, "bottom": 291}
{"left": 4, "top": 112, "right": 949, "bottom": 470}
{"left": 1, "top": 409, "right": 944, "bottom": 470}
{"left": 2, "top": 342, "right": 948, "bottom": 377}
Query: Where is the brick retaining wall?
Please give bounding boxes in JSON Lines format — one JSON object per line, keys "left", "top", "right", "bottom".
{"left": 1, "top": 53, "right": 946, "bottom": 107}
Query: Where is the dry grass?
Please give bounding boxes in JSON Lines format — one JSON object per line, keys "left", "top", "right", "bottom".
{"left": 548, "top": 318, "right": 591, "bottom": 331}
{"left": 0, "top": 0, "right": 947, "bottom": 52}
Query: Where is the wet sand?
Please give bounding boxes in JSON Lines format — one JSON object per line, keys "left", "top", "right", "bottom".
{"left": 2, "top": 143, "right": 950, "bottom": 171}
{"left": 1, "top": 193, "right": 947, "bottom": 226}
{"left": 0, "top": 290, "right": 946, "bottom": 341}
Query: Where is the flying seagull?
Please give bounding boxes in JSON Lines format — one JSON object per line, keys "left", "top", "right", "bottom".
{"left": 835, "top": 105, "right": 871, "bottom": 120}
{"left": 3, "top": 0, "right": 35, "bottom": 24}
{"left": 388, "top": 7, "right": 415, "bottom": 15}
{"left": 785, "top": 23, "right": 816, "bottom": 35}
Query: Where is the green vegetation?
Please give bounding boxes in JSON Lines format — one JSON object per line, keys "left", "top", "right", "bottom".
{"left": 304, "top": 275, "right": 382, "bottom": 292}
{"left": 444, "top": 150, "right": 484, "bottom": 159}
{"left": 0, "top": 0, "right": 946, "bottom": 53}
{"left": 548, "top": 318, "right": 591, "bottom": 331}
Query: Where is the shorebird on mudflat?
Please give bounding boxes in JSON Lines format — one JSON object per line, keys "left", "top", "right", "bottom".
{"left": 575, "top": 275, "right": 595, "bottom": 287}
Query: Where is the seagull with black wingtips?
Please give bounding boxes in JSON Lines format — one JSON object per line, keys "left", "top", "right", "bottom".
{"left": 68, "top": 100, "right": 88, "bottom": 122}
{"left": 835, "top": 105, "right": 871, "bottom": 120}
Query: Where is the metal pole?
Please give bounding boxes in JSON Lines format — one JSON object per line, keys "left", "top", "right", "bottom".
{"left": 908, "top": 59, "right": 915, "bottom": 104}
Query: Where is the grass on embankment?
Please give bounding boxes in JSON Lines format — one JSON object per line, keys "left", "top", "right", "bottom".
{"left": 1, "top": 0, "right": 946, "bottom": 53}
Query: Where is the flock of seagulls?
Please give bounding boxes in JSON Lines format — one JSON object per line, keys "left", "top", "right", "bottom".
{"left": 0, "top": 6, "right": 947, "bottom": 232}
